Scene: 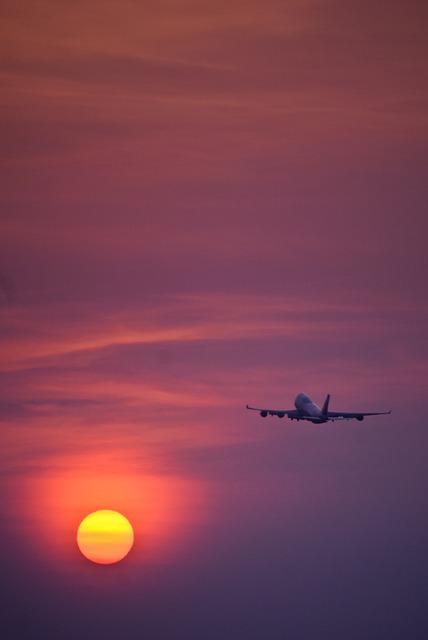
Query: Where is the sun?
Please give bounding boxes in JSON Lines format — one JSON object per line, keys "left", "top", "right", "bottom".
{"left": 77, "top": 510, "right": 134, "bottom": 564}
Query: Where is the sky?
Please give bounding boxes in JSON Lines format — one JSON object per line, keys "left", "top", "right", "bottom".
{"left": 1, "top": 1, "right": 427, "bottom": 638}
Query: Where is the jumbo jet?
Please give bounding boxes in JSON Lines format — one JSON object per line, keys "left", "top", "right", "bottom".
{"left": 246, "top": 392, "right": 391, "bottom": 424}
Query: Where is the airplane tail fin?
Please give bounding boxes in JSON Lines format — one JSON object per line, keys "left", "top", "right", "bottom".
{"left": 321, "top": 394, "right": 330, "bottom": 418}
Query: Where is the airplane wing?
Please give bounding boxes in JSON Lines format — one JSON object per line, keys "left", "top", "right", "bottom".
{"left": 326, "top": 410, "right": 391, "bottom": 421}
{"left": 246, "top": 405, "right": 299, "bottom": 419}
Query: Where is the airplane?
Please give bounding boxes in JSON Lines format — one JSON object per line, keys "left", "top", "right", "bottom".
{"left": 246, "top": 392, "right": 391, "bottom": 424}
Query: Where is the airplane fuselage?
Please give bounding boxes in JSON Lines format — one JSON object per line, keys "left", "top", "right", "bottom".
{"left": 293, "top": 392, "right": 328, "bottom": 423}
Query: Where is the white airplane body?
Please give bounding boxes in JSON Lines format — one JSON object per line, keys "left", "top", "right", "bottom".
{"left": 246, "top": 392, "right": 391, "bottom": 424}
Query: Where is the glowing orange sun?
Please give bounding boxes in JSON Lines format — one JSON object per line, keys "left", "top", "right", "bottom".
{"left": 77, "top": 510, "right": 134, "bottom": 564}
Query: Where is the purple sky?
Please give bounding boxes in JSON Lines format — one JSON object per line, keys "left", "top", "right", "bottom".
{"left": 1, "top": 2, "right": 428, "bottom": 639}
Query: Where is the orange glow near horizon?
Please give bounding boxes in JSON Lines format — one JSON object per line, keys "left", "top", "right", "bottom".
{"left": 77, "top": 510, "right": 134, "bottom": 564}
{"left": 17, "top": 448, "right": 207, "bottom": 569}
